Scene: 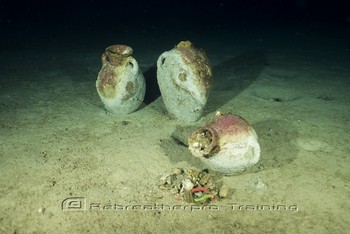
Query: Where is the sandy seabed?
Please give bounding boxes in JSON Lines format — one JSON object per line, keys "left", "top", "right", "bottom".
{"left": 0, "top": 29, "right": 349, "bottom": 233}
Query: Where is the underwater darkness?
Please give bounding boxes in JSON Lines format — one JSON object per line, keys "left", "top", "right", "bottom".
{"left": 0, "top": 0, "right": 349, "bottom": 96}
{"left": 1, "top": 0, "right": 349, "bottom": 49}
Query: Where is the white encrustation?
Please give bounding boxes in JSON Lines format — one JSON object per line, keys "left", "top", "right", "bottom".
{"left": 188, "top": 112, "right": 261, "bottom": 175}
{"left": 157, "top": 41, "right": 212, "bottom": 122}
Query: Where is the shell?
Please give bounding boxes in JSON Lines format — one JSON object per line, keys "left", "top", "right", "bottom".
{"left": 199, "top": 173, "right": 211, "bottom": 186}
{"left": 218, "top": 185, "right": 231, "bottom": 198}
{"left": 159, "top": 174, "right": 176, "bottom": 190}
{"left": 171, "top": 167, "right": 183, "bottom": 175}
{"left": 158, "top": 167, "right": 230, "bottom": 203}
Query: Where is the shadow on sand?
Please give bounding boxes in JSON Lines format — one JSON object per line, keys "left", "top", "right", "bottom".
{"left": 204, "top": 50, "right": 267, "bottom": 114}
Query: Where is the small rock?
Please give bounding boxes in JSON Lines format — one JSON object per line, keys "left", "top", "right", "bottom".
{"left": 38, "top": 207, "right": 45, "bottom": 214}
{"left": 219, "top": 185, "right": 231, "bottom": 198}
{"left": 121, "top": 120, "right": 130, "bottom": 126}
